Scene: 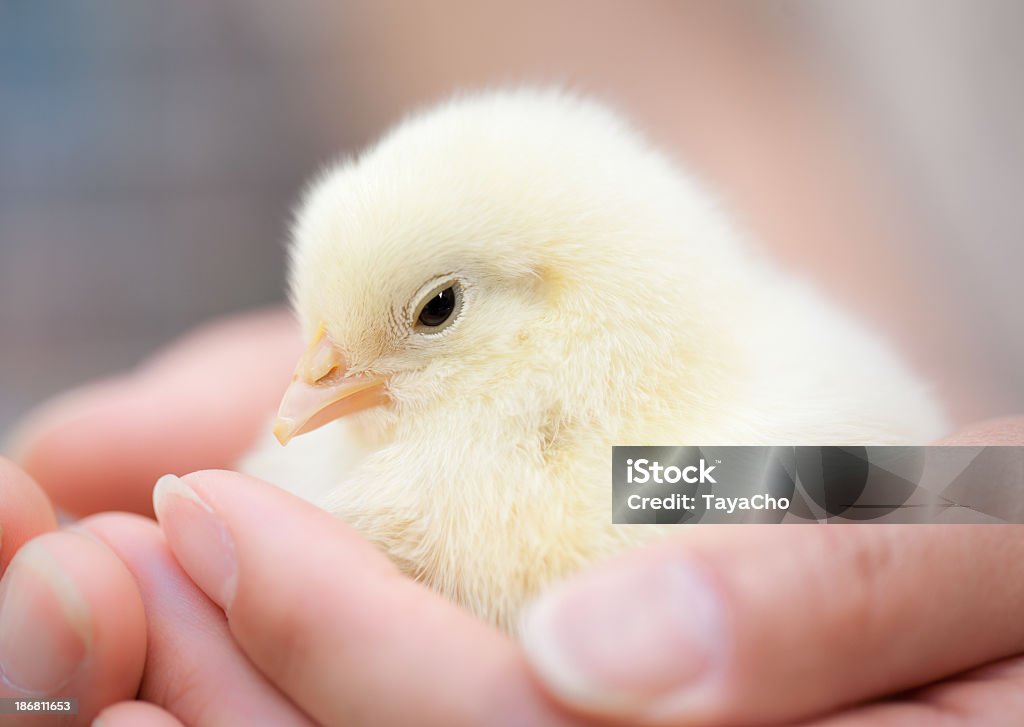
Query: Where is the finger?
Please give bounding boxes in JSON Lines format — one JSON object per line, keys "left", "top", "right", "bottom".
{"left": 0, "top": 531, "right": 146, "bottom": 725}
{"left": 801, "top": 655, "right": 1024, "bottom": 726}
{"left": 521, "top": 524, "right": 1024, "bottom": 725}
{"left": 94, "top": 701, "right": 186, "bottom": 727}
{"left": 0, "top": 458, "right": 58, "bottom": 572}
{"left": 153, "top": 470, "right": 579, "bottom": 727}
{"left": 11, "top": 309, "right": 301, "bottom": 516}
{"left": 804, "top": 705, "right": 960, "bottom": 727}
{"left": 80, "top": 513, "right": 314, "bottom": 727}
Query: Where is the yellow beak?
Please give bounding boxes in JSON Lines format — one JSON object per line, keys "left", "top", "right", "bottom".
{"left": 273, "top": 324, "right": 387, "bottom": 445}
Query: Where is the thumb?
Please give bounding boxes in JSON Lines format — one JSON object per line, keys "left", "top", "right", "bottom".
{"left": 521, "top": 522, "right": 1024, "bottom": 725}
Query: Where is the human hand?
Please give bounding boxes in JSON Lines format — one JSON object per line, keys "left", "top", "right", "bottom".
{"left": 0, "top": 309, "right": 300, "bottom": 725}
{"left": 9, "top": 309, "right": 302, "bottom": 518}
{"left": 10, "top": 310, "right": 1024, "bottom": 724}
{"left": 0, "top": 465, "right": 311, "bottom": 727}
{"left": 522, "top": 485, "right": 1024, "bottom": 725}
{"left": 0, "top": 458, "right": 146, "bottom": 725}
{"left": 107, "top": 440, "right": 1024, "bottom": 727}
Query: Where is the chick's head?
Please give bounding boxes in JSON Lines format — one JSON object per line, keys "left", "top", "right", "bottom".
{"left": 274, "top": 89, "right": 734, "bottom": 445}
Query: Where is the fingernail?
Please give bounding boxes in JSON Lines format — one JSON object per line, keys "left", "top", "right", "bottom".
{"left": 153, "top": 474, "right": 238, "bottom": 610}
{"left": 0, "top": 540, "right": 91, "bottom": 693}
{"left": 521, "top": 558, "right": 725, "bottom": 718}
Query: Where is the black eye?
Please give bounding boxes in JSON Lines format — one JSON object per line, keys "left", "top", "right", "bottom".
{"left": 417, "top": 285, "right": 457, "bottom": 328}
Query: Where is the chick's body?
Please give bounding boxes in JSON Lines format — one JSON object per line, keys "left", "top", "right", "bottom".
{"left": 242, "top": 89, "right": 946, "bottom": 632}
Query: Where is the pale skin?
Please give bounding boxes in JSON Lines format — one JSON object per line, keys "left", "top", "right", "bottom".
{"left": 2, "top": 310, "right": 1024, "bottom": 726}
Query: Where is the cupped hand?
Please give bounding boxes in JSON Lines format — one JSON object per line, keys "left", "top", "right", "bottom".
{"left": 0, "top": 459, "right": 146, "bottom": 725}
{"left": 9, "top": 310, "right": 1024, "bottom": 725}
{"left": 0, "top": 309, "right": 299, "bottom": 725}
{"left": 10, "top": 308, "right": 302, "bottom": 517}
{"left": 105, "top": 455, "right": 1024, "bottom": 727}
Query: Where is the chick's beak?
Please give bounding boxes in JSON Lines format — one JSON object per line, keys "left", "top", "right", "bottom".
{"left": 273, "top": 325, "right": 387, "bottom": 445}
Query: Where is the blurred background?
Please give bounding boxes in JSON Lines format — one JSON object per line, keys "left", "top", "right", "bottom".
{"left": 1, "top": 1, "right": 1021, "bottom": 438}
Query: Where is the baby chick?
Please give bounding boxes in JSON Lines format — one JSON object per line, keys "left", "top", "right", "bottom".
{"left": 242, "top": 88, "right": 947, "bottom": 632}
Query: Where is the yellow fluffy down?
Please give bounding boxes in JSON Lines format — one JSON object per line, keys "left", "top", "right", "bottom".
{"left": 241, "top": 88, "right": 947, "bottom": 634}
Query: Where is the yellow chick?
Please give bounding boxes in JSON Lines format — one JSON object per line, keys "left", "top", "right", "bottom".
{"left": 241, "top": 88, "right": 947, "bottom": 633}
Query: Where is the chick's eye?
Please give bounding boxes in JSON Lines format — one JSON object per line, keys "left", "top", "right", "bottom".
{"left": 414, "top": 281, "right": 462, "bottom": 332}
{"left": 418, "top": 286, "right": 456, "bottom": 327}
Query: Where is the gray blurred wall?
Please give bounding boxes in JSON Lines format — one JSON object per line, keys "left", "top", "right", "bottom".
{"left": 1, "top": 1, "right": 1021, "bottom": 435}
{"left": 0, "top": 3, "right": 340, "bottom": 430}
